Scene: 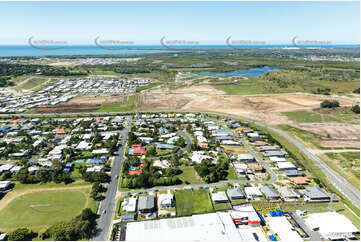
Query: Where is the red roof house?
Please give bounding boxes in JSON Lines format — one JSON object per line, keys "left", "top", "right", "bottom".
{"left": 56, "top": 129, "right": 67, "bottom": 135}
{"left": 131, "top": 144, "right": 146, "bottom": 155}
{"left": 129, "top": 169, "right": 143, "bottom": 176}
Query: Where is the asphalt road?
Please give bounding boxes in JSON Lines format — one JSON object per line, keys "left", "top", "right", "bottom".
{"left": 92, "top": 120, "right": 130, "bottom": 241}
{"left": 290, "top": 212, "right": 322, "bottom": 241}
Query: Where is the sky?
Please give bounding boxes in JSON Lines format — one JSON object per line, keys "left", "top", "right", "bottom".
{"left": 0, "top": 1, "right": 359, "bottom": 45}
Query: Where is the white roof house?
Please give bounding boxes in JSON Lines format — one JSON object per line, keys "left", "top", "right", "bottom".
{"left": 269, "top": 156, "right": 287, "bottom": 162}
{"left": 277, "top": 161, "right": 296, "bottom": 170}
{"left": 191, "top": 151, "right": 211, "bottom": 164}
{"left": 0, "top": 164, "right": 13, "bottom": 173}
{"left": 77, "top": 141, "right": 91, "bottom": 150}
{"left": 0, "top": 181, "right": 11, "bottom": 190}
{"left": 10, "top": 166, "right": 21, "bottom": 173}
{"left": 92, "top": 148, "right": 109, "bottom": 154}
{"left": 159, "top": 193, "right": 174, "bottom": 209}
{"left": 211, "top": 191, "right": 229, "bottom": 203}
{"left": 304, "top": 212, "right": 359, "bottom": 240}
{"left": 244, "top": 186, "right": 262, "bottom": 197}
{"left": 122, "top": 197, "right": 137, "bottom": 213}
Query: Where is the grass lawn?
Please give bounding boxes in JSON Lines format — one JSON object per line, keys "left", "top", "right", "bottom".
{"left": 96, "top": 95, "right": 140, "bottom": 112}
{"left": 136, "top": 82, "right": 162, "bottom": 92}
{"left": 282, "top": 110, "right": 323, "bottom": 123}
{"left": 175, "top": 189, "right": 214, "bottom": 216}
{"left": 0, "top": 189, "right": 92, "bottom": 233}
{"left": 213, "top": 202, "right": 231, "bottom": 211}
{"left": 176, "top": 166, "right": 204, "bottom": 184}
{"left": 226, "top": 166, "right": 238, "bottom": 180}
{"left": 277, "top": 125, "right": 325, "bottom": 149}
{"left": 321, "top": 152, "right": 360, "bottom": 189}
{"left": 282, "top": 109, "right": 359, "bottom": 124}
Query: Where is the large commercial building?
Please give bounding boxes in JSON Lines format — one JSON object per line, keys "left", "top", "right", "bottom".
{"left": 304, "top": 212, "right": 359, "bottom": 240}
{"left": 126, "top": 212, "right": 266, "bottom": 241}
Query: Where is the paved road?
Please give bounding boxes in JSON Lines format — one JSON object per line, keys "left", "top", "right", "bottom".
{"left": 290, "top": 212, "right": 322, "bottom": 241}
{"left": 225, "top": 123, "right": 277, "bottom": 183}
{"left": 92, "top": 119, "right": 130, "bottom": 241}
{"left": 212, "top": 112, "right": 360, "bottom": 210}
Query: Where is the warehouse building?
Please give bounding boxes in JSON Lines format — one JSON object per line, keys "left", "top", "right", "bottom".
{"left": 304, "top": 212, "right": 359, "bottom": 240}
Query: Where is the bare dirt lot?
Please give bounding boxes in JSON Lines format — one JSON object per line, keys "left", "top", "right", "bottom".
{"left": 31, "top": 104, "right": 101, "bottom": 113}
{"left": 141, "top": 85, "right": 355, "bottom": 124}
{"left": 68, "top": 94, "right": 126, "bottom": 105}
{"left": 298, "top": 123, "right": 360, "bottom": 148}
{"left": 140, "top": 85, "right": 359, "bottom": 148}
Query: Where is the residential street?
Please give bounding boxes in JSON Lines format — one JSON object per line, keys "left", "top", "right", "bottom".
{"left": 92, "top": 119, "right": 130, "bottom": 241}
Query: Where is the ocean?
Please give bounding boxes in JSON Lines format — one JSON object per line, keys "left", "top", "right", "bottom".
{"left": 0, "top": 45, "right": 359, "bottom": 57}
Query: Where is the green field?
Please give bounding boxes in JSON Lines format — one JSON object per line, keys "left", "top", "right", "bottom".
{"left": 136, "top": 82, "right": 162, "bottom": 92}
{"left": 175, "top": 189, "right": 214, "bottom": 216}
{"left": 96, "top": 95, "right": 140, "bottom": 112}
{"left": 282, "top": 109, "right": 359, "bottom": 123}
{"left": 176, "top": 166, "right": 205, "bottom": 184}
{"left": 0, "top": 189, "right": 93, "bottom": 233}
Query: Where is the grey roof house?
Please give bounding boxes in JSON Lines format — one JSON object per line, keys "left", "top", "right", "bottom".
{"left": 261, "top": 185, "right": 280, "bottom": 199}
{"left": 138, "top": 195, "right": 155, "bottom": 213}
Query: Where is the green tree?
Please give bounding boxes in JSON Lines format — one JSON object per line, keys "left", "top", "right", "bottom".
{"left": 8, "top": 228, "right": 37, "bottom": 241}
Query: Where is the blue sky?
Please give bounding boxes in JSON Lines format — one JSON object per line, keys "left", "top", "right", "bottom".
{"left": 0, "top": 1, "right": 359, "bottom": 45}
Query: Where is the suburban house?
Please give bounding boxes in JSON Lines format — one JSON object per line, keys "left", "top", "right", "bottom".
{"left": 138, "top": 195, "right": 155, "bottom": 213}
{"left": 237, "top": 154, "right": 255, "bottom": 162}
{"left": 122, "top": 196, "right": 137, "bottom": 213}
{"left": 159, "top": 193, "right": 174, "bottom": 209}
{"left": 261, "top": 185, "right": 280, "bottom": 200}
{"left": 278, "top": 186, "right": 300, "bottom": 201}
{"left": 211, "top": 191, "right": 229, "bottom": 203}
{"left": 0, "top": 181, "right": 10, "bottom": 191}
{"left": 244, "top": 186, "right": 263, "bottom": 200}
{"left": 130, "top": 144, "right": 146, "bottom": 155}
{"left": 304, "top": 186, "right": 330, "bottom": 201}
{"left": 227, "top": 188, "right": 246, "bottom": 200}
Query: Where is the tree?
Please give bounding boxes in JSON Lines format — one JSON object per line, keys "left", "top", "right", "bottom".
{"left": 8, "top": 228, "right": 37, "bottom": 241}
{"left": 351, "top": 105, "right": 360, "bottom": 114}
{"left": 320, "top": 100, "right": 339, "bottom": 108}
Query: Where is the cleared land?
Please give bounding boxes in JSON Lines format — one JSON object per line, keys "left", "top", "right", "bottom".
{"left": 0, "top": 185, "right": 93, "bottom": 233}
{"left": 175, "top": 189, "right": 213, "bottom": 216}
{"left": 176, "top": 166, "right": 204, "bottom": 184}
{"left": 278, "top": 124, "right": 360, "bottom": 149}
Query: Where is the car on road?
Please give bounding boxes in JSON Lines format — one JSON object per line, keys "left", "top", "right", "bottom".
{"left": 103, "top": 210, "right": 106, "bottom": 214}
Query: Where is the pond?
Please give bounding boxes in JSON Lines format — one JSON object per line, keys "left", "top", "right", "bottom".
{"left": 198, "top": 66, "right": 279, "bottom": 77}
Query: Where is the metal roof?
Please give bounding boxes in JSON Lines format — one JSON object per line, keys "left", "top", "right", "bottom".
{"left": 304, "top": 186, "right": 330, "bottom": 199}
{"left": 138, "top": 195, "right": 155, "bottom": 210}
{"left": 261, "top": 185, "right": 280, "bottom": 198}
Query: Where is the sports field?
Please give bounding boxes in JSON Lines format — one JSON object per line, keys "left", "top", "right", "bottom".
{"left": 0, "top": 187, "right": 93, "bottom": 233}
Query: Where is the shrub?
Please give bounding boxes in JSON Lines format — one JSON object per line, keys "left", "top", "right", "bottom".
{"left": 320, "top": 100, "right": 339, "bottom": 108}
